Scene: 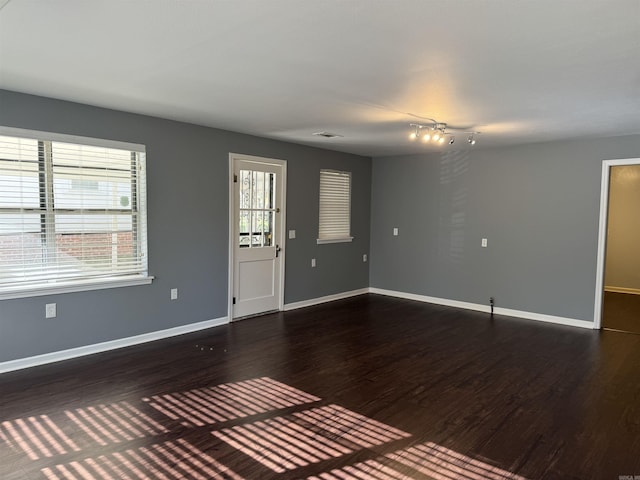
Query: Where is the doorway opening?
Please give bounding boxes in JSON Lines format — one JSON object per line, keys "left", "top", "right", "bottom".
{"left": 594, "top": 158, "right": 640, "bottom": 333}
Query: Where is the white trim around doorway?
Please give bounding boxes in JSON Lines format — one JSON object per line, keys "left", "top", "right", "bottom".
{"left": 593, "top": 157, "right": 640, "bottom": 329}
{"left": 228, "top": 153, "right": 287, "bottom": 321}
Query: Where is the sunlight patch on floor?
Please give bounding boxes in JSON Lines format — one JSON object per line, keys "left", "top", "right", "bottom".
{"left": 40, "top": 439, "right": 243, "bottom": 480}
{"left": 1, "top": 414, "right": 80, "bottom": 460}
{"left": 1, "top": 377, "right": 526, "bottom": 479}
{"left": 145, "top": 376, "right": 320, "bottom": 426}
{"left": 213, "top": 404, "right": 410, "bottom": 473}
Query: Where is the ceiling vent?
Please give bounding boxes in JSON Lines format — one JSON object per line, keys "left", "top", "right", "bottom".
{"left": 312, "top": 132, "right": 343, "bottom": 138}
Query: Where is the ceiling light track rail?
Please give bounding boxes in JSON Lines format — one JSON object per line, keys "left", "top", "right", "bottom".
{"left": 409, "top": 122, "right": 480, "bottom": 146}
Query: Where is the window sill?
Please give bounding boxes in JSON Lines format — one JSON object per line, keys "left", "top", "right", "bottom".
{"left": 317, "top": 237, "right": 354, "bottom": 244}
{"left": 0, "top": 276, "right": 154, "bottom": 301}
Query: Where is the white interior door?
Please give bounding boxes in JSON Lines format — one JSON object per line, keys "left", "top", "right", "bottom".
{"left": 231, "top": 156, "right": 285, "bottom": 319}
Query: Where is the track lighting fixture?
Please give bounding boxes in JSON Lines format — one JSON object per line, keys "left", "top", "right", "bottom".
{"left": 408, "top": 121, "right": 480, "bottom": 146}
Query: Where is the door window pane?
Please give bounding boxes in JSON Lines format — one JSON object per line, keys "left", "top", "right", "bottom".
{"left": 238, "top": 169, "right": 276, "bottom": 248}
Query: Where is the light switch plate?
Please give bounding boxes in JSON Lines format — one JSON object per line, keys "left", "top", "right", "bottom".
{"left": 481, "top": 238, "right": 488, "bottom": 248}
{"left": 393, "top": 228, "right": 399, "bottom": 236}
{"left": 363, "top": 254, "right": 368, "bottom": 262}
{"left": 170, "top": 288, "right": 178, "bottom": 300}
{"left": 289, "top": 230, "right": 296, "bottom": 239}
{"left": 311, "top": 258, "right": 316, "bottom": 267}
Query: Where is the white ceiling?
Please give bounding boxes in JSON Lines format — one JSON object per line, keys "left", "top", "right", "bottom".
{"left": 1, "top": 0, "right": 639, "bottom": 157}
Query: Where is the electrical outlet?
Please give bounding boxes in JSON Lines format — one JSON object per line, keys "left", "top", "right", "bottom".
{"left": 170, "top": 288, "right": 178, "bottom": 300}
{"left": 393, "top": 227, "right": 399, "bottom": 236}
{"left": 45, "top": 303, "right": 56, "bottom": 318}
{"left": 481, "top": 238, "right": 488, "bottom": 247}
{"left": 363, "top": 254, "right": 368, "bottom": 262}
{"left": 311, "top": 258, "right": 316, "bottom": 268}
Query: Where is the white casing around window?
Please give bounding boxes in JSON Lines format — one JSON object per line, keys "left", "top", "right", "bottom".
{"left": 318, "top": 169, "right": 353, "bottom": 244}
{"left": 0, "top": 127, "right": 150, "bottom": 299}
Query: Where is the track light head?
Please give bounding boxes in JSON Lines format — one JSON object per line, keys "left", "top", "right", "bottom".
{"left": 432, "top": 131, "right": 441, "bottom": 142}
{"left": 449, "top": 136, "right": 455, "bottom": 145}
{"left": 409, "top": 125, "right": 420, "bottom": 140}
{"left": 468, "top": 134, "right": 476, "bottom": 145}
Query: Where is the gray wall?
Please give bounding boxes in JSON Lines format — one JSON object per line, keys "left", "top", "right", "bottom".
{"left": 370, "top": 136, "right": 640, "bottom": 322}
{"left": 0, "top": 90, "right": 371, "bottom": 362}
{"left": 605, "top": 165, "right": 640, "bottom": 291}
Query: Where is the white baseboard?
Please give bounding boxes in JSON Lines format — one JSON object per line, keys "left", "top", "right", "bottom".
{"left": 369, "top": 288, "right": 595, "bottom": 330}
{"left": 604, "top": 286, "right": 640, "bottom": 295}
{"left": 1, "top": 285, "right": 597, "bottom": 374}
{"left": 284, "top": 288, "right": 369, "bottom": 311}
{"left": 0, "top": 316, "right": 229, "bottom": 374}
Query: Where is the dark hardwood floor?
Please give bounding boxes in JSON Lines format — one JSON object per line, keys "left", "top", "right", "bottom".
{"left": 1, "top": 294, "right": 639, "bottom": 479}
{"left": 603, "top": 291, "right": 640, "bottom": 334}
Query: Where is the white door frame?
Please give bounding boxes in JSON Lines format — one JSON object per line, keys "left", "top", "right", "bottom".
{"left": 593, "top": 157, "right": 640, "bottom": 329}
{"left": 228, "top": 153, "right": 287, "bottom": 320}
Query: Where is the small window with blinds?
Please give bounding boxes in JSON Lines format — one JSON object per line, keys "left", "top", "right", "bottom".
{"left": 0, "top": 128, "right": 150, "bottom": 299}
{"left": 317, "top": 169, "right": 353, "bottom": 244}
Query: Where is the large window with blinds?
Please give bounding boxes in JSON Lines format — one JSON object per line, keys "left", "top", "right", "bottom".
{"left": 0, "top": 128, "right": 150, "bottom": 299}
{"left": 317, "top": 169, "right": 353, "bottom": 244}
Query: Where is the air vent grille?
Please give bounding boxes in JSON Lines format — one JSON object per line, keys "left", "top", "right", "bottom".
{"left": 312, "top": 132, "right": 343, "bottom": 138}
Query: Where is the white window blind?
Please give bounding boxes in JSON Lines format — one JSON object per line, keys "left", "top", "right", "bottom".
{"left": 0, "top": 129, "right": 149, "bottom": 297}
{"left": 318, "top": 169, "right": 353, "bottom": 244}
